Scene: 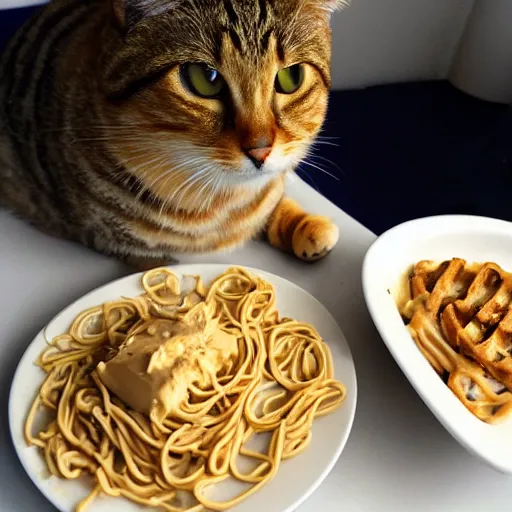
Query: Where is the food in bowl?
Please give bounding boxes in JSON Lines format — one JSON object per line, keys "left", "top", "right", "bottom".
{"left": 394, "top": 257, "right": 512, "bottom": 424}
{"left": 24, "top": 266, "right": 347, "bottom": 511}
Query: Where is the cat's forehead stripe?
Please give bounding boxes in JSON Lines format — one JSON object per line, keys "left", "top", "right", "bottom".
{"left": 222, "top": 0, "right": 269, "bottom": 27}
{"left": 218, "top": 0, "right": 276, "bottom": 59}
{"left": 225, "top": 27, "right": 243, "bottom": 54}
{"left": 222, "top": 0, "right": 240, "bottom": 26}
{"left": 257, "top": 0, "right": 268, "bottom": 26}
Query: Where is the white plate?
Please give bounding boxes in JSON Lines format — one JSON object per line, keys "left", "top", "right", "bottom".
{"left": 362, "top": 214, "right": 512, "bottom": 474}
{"left": 9, "top": 264, "right": 357, "bottom": 512}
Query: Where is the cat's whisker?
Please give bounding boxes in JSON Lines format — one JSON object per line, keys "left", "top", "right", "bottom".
{"left": 300, "top": 160, "right": 340, "bottom": 181}
{"left": 316, "top": 134, "right": 341, "bottom": 141}
{"left": 156, "top": 167, "right": 209, "bottom": 221}
{"left": 307, "top": 154, "right": 345, "bottom": 177}
{"left": 170, "top": 163, "right": 216, "bottom": 209}
{"left": 199, "top": 172, "right": 221, "bottom": 212}
{"left": 174, "top": 171, "right": 212, "bottom": 213}
{"left": 108, "top": 166, "right": 129, "bottom": 181}
{"left": 311, "top": 140, "right": 339, "bottom": 148}
{"left": 121, "top": 152, "right": 178, "bottom": 190}
{"left": 186, "top": 165, "right": 218, "bottom": 213}
{"left": 161, "top": 154, "right": 210, "bottom": 173}
{"left": 63, "top": 128, "right": 204, "bottom": 147}
{"left": 125, "top": 153, "right": 171, "bottom": 176}
{"left": 167, "top": 155, "right": 213, "bottom": 179}
{"left": 40, "top": 124, "right": 155, "bottom": 135}
{"left": 195, "top": 178, "right": 212, "bottom": 213}
{"left": 135, "top": 157, "right": 213, "bottom": 212}
{"left": 171, "top": 167, "right": 212, "bottom": 204}
{"left": 141, "top": 159, "right": 208, "bottom": 206}
{"left": 212, "top": 159, "right": 235, "bottom": 169}
{"left": 206, "top": 170, "right": 224, "bottom": 212}
{"left": 117, "top": 158, "right": 160, "bottom": 187}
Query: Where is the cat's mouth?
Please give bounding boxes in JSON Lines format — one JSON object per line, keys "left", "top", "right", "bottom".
{"left": 216, "top": 152, "right": 294, "bottom": 185}
{"left": 201, "top": 137, "right": 308, "bottom": 183}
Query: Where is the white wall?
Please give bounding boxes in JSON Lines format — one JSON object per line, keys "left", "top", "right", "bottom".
{"left": 2, "top": 0, "right": 481, "bottom": 96}
{"left": 330, "top": 0, "right": 475, "bottom": 90}
{"left": 449, "top": 0, "right": 512, "bottom": 104}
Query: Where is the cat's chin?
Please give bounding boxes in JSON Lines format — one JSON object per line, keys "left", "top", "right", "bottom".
{"left": 220, "top": 169, "right": 284, "bottom": 189}
{"left": 216, "top": 158, "right": 292, "bottom": 189}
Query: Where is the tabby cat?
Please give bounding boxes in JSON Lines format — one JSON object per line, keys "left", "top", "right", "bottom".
{"left": 0, "top": 0, "right": 345, "bottom": 269}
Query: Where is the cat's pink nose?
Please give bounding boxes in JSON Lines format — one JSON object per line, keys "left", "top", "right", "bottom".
{"left": 244, "top": 147, "right": 272, "bottom": 169}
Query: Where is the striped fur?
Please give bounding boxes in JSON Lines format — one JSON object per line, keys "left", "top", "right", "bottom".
{"left": 0, "top": 0, "right": 345, "bottom": 268}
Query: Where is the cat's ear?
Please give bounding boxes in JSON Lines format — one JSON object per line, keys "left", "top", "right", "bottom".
{"left": 111, "top": 0, "right": 177, "bottom": 30}
{"left": 111, "top": 0, "right": 127, "bottom": 28}
{"left": 315, "top": 0, "right": 350, "bottom": 16}
{"left": 111, "top": 0, "right": 146, "bottom": 30}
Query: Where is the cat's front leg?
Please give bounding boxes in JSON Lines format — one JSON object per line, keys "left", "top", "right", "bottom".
{"left": 121, "top": 254, "right": 178, "bottom": 272}
{"left": 266, "top": 197, "right": 339, "bottom": 262}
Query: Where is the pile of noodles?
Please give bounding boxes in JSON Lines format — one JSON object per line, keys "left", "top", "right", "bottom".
{"left": 25, "top": 266, "right": 346, "bottom": 511}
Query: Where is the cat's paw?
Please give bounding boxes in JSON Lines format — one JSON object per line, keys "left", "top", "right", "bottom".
{"left": 292, "top": 215, "right": 339, "bottom": 262}
{"left": 122, "top": 254, "right": 178, "bottom": 271}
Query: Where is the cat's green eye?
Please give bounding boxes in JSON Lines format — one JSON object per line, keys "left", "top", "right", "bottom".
{"left": 181, "top": 63, "right": 225, "bottom": 98}
{"left": 275, "top": 64, "right": 305, "bottom": 94}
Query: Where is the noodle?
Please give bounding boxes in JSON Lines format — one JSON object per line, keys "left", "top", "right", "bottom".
{"left": 25, "top": 266, "right": 346, "bottom": 511}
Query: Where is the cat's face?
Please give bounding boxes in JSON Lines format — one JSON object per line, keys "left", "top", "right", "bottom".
{"left": 102, "top": 0, "right": 346, "bottom": 203}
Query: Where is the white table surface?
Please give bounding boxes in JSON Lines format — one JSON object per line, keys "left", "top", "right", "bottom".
{"left": 1, "top": 178, "right": 511, "bottom": 512}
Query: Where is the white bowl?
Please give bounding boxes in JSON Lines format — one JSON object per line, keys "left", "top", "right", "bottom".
{"left": 362, "top": 214, "right": 512, "bottom": 474}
